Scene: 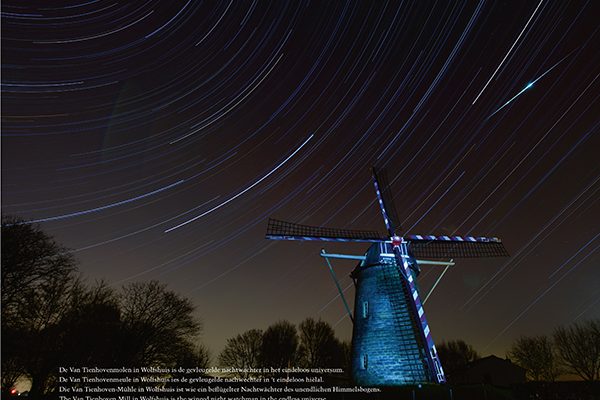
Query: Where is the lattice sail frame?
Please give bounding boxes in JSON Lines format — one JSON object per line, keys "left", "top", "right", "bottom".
{"left": 266, "top": 218, "right": 384, "bottom": 242}
{"left": 407, "top": 237, "right": 508, "bottom": 259}
{"left": 265, "top": 219, "right": 508, "bottom": 258}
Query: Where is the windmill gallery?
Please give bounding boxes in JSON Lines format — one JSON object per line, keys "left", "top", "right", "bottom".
{"left": 266, "top": 167, "right": 509, "bottom": 386}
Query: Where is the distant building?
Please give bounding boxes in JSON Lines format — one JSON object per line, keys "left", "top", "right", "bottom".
{"left": 452, "top": 355, "right": 526, "bottom": 387}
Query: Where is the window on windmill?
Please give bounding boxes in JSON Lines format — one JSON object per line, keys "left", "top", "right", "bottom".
{"left": 362, "top": 301, "right": 369, "bottom": 318}
{"left": 362, "top": 354, "right": 368, "bottom": 369}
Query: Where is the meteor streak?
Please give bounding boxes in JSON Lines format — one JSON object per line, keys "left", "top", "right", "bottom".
{"left": 472, "top": 0, "right": 545, "bottom": 104}
{"left": 487, "top": 54, "right": 570, "bottom": 119}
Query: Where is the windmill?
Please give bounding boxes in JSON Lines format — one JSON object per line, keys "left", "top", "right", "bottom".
{"left": 265, "top": 167, "right": 508, "bottom": 386}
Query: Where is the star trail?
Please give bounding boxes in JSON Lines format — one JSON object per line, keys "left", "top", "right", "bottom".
{"left": 2, "top": 0, "right": 599, "bottom": 358}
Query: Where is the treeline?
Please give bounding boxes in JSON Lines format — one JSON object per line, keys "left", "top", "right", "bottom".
{"left": 1, "top": 217, "right": 349, "bottom": 397}
{"left": 1, "top": 218, "right": 209, "bottom": 397}
{"left": 434, "top": 323, "right": 600, "bottom": 384}
{"left": 507, "top": 322, "right": 600, "bottom": 382}
{"left": 436, "top": 339, "right": 481, "bottom": 380}
{"left": 217, "top": 319, "right": 350, "bottom": 377}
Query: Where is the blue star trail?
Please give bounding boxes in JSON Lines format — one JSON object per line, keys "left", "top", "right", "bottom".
{"left": 16, "top": 180, "right": 184, "bottom": 224}
{"left": 165, "top": 133, "right": 314, "bottom": 232}
{"left": 2, "top": 1, "right": 598, "bottom": 359}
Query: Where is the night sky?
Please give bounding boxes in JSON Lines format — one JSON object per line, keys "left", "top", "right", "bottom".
{"left": 2, "top": 1, "right": 599, "bottom": 359}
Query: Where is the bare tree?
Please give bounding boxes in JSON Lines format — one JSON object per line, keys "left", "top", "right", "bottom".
{"left": 1, "top": 217, "right": 77, "bottom": 321}
{"left": 1, "top": 219, "right": 206, "bottom": 394}
{"left": 58, "top": 281, "right": 121, "bottom": 367}
{"left": 298, "top": 318, "right": 345, "bottom": 368}
{"left": 190, "top": 344, "right": 212, "bottom": 370}
{"left": 554, "top": 319, "right": 600, "bottom": 382}
{"left": 1, "top": 217, "right": 79, "bottom": 396}
{"left": 340, "top": 340, "right": 352, "bottom": 377}
{"left": 260, "top": 320, "right": 298, "bottom": 370}
{"left": 162, "top": 342, "right": 211, "bottom": 389}
{"left": 1, "top": 348, "right": 26, "bottom": 396}
{"left": 172, "top": 343, "right": 211, "bottom": 373}
{"left": 119, "top": 280, "right": 202, "bottom": 367}
{"left": 437, "top": 340, "right": 480, "bottom": 377}
{"left": 507, "top": 335, "right": 559, "bottom": 381}
{"left": 219, "top": 329, "right": 263, "bottom": 377}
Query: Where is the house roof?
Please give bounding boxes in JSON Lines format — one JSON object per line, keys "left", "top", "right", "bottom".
{"left": 464, "top": 355, "right": 526, "bottom": 372}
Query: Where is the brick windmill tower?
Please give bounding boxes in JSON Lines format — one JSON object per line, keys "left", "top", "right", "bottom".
{"left": 266, "top": 167, "right": 508, "bottom": 385}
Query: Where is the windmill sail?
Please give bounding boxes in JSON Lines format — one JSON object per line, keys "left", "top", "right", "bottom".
{"left": 266, "top": 218, "right": 384, "bottom": 242}
{"left": 372, "top": 167, "right": 402, "bottom": 235}
{"left": 405, "top": 236, "right": 509, "bottom": 259}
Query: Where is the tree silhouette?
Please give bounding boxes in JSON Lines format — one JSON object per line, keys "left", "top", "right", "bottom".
{"left": 436, "top": 339, "right": 480, "bottom": 380}
{"left": 553, "top": 319, "right": 600, "bottom": 382}
{"left": 297, "top": 318, "right": 345, "bottom": 369}
{"left": 1, "top": 216, "right": 79, "bottom": 396}
{"left": 1, "top": 217, "right": 76, "bottom": 315}
{"left": 260, "top": 320, "right": 298, "bottom": 370}
{"left": 57, "top": 282, "right": 122, "bottom": 367}
{"left": 25, "top": 281, "right": 122, "bottom": 396}
{"left": 340, "top": 340, "right": 352, "bottom": 377}
{"left": 219, "top": 329, "right": 263, "bottom": 377}
{"left": 1, "top": 219, "right": 207, "bottom": 395}
{"left": 507, "top": 335, "right": 559, "bottom": 381}
{"left": 168, "top": 343, "right": 211, "bottom": 386}
{"left": 1, "top": 335, "right": 26, "bottom": 396}
{"left": 180, "top": 343, "right": 211, "bottom": 370}
{"left": 118, "top": 280, "right": 202, "bottom": 367}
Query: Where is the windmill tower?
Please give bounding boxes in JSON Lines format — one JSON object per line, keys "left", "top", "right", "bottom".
{"left": 265, "top": 167, "right": 508, "bottom": 386}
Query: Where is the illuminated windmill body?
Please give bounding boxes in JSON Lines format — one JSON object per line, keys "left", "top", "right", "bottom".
{"left": 266, "top": 168, "right": 508, "bottom": 386}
